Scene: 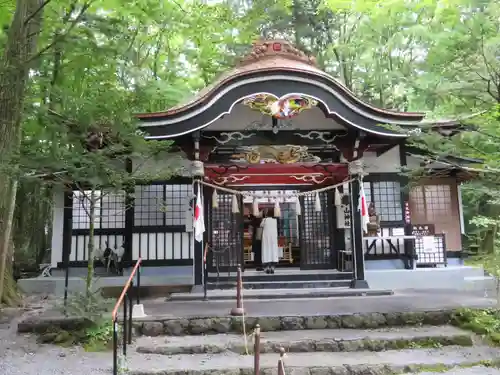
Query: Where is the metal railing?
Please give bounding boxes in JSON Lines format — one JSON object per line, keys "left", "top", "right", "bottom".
{"left": 111, "top": 258, "right": 142, "bottom": 375}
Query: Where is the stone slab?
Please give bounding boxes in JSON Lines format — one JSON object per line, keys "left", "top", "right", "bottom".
{"left": 126, "top": 346, "right": 500, "bottom": 374}
{"left": 136, "top": 310, "right": 457, "bottom": 336}
{"left": 207, "top": 280, "right": 352, "bottom": 291}
{"left": 414, "top": 366, "right": 500, "bottom": 375}
{"left": 135, "top": 325, "right": 472, "bottom": 355}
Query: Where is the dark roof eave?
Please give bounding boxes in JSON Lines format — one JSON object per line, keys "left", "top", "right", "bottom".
{"left": 134, "top": 66, "right": 426, "bottom": 121}
{"left": 406, "top": 151, "right": 483, "bottom": 166}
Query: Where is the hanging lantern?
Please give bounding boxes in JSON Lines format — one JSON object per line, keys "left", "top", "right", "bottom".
{"left": 334, "top": 187, "right": 341, "bottom": 206}
{"left": 274, "top": 197, "right": 281, "bottom": 217}
{"left": 252, "top": 197, "right": 259, "bottom": 217}
{"left": 232, "top": 194, "right": 240, "bottom": 213}
{"left": 212, "top": 189, "right": 219, "bottom": 208}
{"left": 315, "top": 192, "right": 321, "bottom": 212}
{"left": 295, "top": 197, "right": 302, "bottom": 216}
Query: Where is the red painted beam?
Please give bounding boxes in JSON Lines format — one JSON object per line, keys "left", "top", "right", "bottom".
{"left": 204, "top": 163, "right": 348, "bottom": 186}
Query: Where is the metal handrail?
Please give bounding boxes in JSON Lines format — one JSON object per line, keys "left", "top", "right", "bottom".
{"left": 111, "top": 258, "right": 142, "bottom": 375}
{"left": 111, "top": 258, "right": 142, "bottom": 320}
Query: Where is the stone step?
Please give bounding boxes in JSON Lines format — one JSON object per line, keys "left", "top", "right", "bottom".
{"left": 207, "top": 270, "right": 353, "bottom": 283}
{"left": 168, "top": 287, "right": 393, "bottom": 301}
{"left": 126, "top": 346, "right": 500, "bottom": 375}
{"left": 207, "top": 280, "right": 352, "bottom": 290}
{"left": 135, "top": 310, "right": 455, "bottom": 337}
{"left": 412, "top": 366, "right": 500, "bottom": 375}
{"left": 135, "top": 326, "right": 473, "bottom": 355}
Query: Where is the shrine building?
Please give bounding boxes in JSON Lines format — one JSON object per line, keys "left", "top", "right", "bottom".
{"left": 32, "top": 39, "right": 488, "bottom": 295}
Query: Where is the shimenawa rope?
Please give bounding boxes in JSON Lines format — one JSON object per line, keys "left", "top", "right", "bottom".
{"left": 197, "top": 177, "right": 356, "bottom": 198}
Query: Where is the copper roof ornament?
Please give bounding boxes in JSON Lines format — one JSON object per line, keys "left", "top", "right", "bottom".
{"left": 239, "top": 39, "right": 317, "bottom": 67}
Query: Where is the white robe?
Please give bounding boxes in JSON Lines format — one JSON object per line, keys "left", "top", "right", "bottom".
{"left": 260, "top": 217, "right": 279, "bottom": 264}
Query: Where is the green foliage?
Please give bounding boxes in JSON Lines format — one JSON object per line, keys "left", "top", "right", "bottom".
{"left": 452, "top": 308, "right": 500, "bottom": 345}
{"left": 49, "top": 288, "right": 115, "bottom": 351}
{"left": 37, "top": 319, "right": 115, "bottom": 351}
{"left": 407, "top": 339, "right": 443, "bottom": 349}
{"left": 61, "top": 288, "right": 114, "bottom": 322}
{"left": 83, "top": 320, "right": 115, "bottom": 352}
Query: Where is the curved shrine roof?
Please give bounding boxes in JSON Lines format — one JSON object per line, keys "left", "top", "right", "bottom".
{"left": 136, "top": 40, "right": 471, "bottom": 139}
{"left": 136, "top": 39, "right": 424, "bottom": 121}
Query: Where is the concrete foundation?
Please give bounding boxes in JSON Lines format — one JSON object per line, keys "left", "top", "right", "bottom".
{"left": 366, "top": 266, "right": 488, "bottom": 291}
{"left": 17, "top": 265, "right": 492, "bottom": 296}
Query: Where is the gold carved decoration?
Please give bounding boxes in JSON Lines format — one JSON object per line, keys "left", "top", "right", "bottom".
{"left": 242, "top": 93, "right": 318, "bottom": 119}
{"left": 231, "top": 145, "right": 320, "bottom": 164}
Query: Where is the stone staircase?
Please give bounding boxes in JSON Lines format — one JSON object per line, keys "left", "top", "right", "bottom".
{"left": 206, "top": 270, "right": 354, "bottom": 291}
{"left": 169, "top": 269, "right": 395, "bottom": 301}
{"left": 125, "top": 310, "right": 500, "bottom": 374}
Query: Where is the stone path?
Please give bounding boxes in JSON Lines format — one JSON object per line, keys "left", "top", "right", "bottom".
{"left": 142, "top": 289, "right": 496, "bottom": 318}
{"left": 5, "top": 290, "right": 500, "bottom": 374}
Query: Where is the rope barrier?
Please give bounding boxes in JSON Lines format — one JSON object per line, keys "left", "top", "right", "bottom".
{"left": 197, "top": 177, "right": 356, "bottom": 198}
{"left": 241, "top": 287, "right": 249, "bottom": 355}
{"left": 278, "top": 347, "right": 287, "bottom": 375}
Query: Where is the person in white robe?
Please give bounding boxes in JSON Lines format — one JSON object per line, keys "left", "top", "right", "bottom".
{"left": 260, "top": 209, "right": 279, "bottom": 274}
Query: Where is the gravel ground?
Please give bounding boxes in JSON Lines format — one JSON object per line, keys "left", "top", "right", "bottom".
{"left": 0, "top": 296, "right": 111, "bottom": 375}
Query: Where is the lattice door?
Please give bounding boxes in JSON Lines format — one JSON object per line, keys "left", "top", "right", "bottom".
{"left": 207, "top": 192, "right": 244, "bottom": 272}
{"left": 299, "top": 191, "right": 334, "bottom": 269}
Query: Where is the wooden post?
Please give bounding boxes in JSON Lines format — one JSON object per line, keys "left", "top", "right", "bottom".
{"left": 230, "top": 265, "right": 245, "bottom": 316}
{"left": 254, "top": 324, "right": 261, "bottom": 375}
{"left": 203, "top": 243, "right": 209, "bottom": 301}
{"left": 277, "top": 347, "right": 285, "bottom": 375}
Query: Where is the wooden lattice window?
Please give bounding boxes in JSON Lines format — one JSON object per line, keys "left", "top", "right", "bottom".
{"left": 363, "top": 181, "right": 403, "bottom": 222}
{"left": 410, "top": 185, "right": 452, "bottom": 222}
{"left": 133, "top": 184, "right": 191, "bottom": 227}
{"left": 72, "top": 190, "right": 125, "bottom": 229}
{"left": 410, "top": 180, "right": 461, "bottom": 251}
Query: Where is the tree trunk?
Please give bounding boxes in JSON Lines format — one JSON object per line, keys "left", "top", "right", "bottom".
{"left": 2, "top": 241, "right": 22, "bottom": 306}
{"left": 0, "top": 181, "right": 20, "bottom": 305}
{"left": 0, "top": 0, "right": 45, "bottom": 305}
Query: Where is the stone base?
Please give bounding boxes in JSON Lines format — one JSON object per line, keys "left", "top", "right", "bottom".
{"left": 350, "top": 279, "right": 369, "bottom": 289}
{"left": 230, "top": 306, "right": 245, "bottom": 316}
{"left": 132, "top": 304, "right": 147, "bottom": 318}
{"left": 134, "top": 310, "right": 455, "bottom": 336}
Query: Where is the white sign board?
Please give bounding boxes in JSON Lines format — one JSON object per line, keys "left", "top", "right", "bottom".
{"left": 422, "top": 236, "right": 436, "bottom": 253}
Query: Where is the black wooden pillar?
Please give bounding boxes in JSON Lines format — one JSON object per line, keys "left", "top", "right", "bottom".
{"left": 330, "top": 189, "right": 343, "bottom": 269}
{"left": 192, "top": 131, "right": 204, "bottom": 286}
{"left": 399, "top": 143, "right": 414, "bottom": 269}
{"left": 62, "top": 190, "right": 73, "bottom": 305}
{"left": 349, "top": 174, "right": 369, "bottom": 289}
{"left": 62, "top": 191, "right": 73, "bottom": 262}
{"left": 124, "top": 158, "right": 134, "bottom": 265}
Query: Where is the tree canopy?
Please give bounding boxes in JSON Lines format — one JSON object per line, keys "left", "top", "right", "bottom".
{"left": 0, "top": 0, "right": 499, "bottom": 303}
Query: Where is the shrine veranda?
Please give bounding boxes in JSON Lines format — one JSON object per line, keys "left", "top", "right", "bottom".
{"left": 32, "top": 39, "right": 487, "bottom": 294}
